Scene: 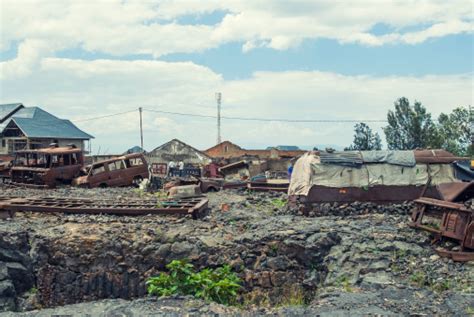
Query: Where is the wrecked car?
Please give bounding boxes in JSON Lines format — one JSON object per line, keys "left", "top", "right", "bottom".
{"left": 164, "top": 176, "right": 223, "bottom": 193}
{"left": 10, "top": 145, "right": 84, "bottom": 188}
{"left": 72, "top": 153, "right": 149, "bottom": 188}
{"left": 163, "top": 176, "right": 247, "bottom": 193}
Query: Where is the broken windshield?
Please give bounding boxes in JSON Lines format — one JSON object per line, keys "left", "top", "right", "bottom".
{"left": 14, "top": 152, "right": 50, "bottom": 168}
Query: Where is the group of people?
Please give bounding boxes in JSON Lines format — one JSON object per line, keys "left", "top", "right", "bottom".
{"left": 167, "top": 160, "right": 185, "bottom": 177}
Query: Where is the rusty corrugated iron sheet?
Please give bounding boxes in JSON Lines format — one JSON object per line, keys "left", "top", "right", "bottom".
{"left": 414, "top": 149, "right": 467, "bottom": 164}
{"left": 436, "top": 181, "right": 474, "bottom": 202}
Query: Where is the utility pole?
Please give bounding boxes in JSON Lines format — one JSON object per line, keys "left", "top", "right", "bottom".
{"left": 139, "top": 107, "right": 144, "bottom": 150}
{"left": 216, "top": 92, "right": 222, "bottom": 144}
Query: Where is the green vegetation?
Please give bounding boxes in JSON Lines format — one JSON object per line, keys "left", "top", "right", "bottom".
{"left": 409, "top": 271, "right": 428, "bottom": 288}
{"left": 269, "top": 243, "right": 279, "bottom": 256}
{"left": 334, "top": 275, "right": 354, "bottom": 293}
{"left": 146, "top": 259, "right": 241, "bottom": 306}
{"left": 28, "top": 287, "right": 38, "bottom": 294}
{"left": 155, "top": 190, "right": 168, "bottom": 200}
{"left": 408, "top": 270, "right": 461, "bottom": 293}
{"left": 383, "top": 98, "right": 472, "bottom": 156}
{"left": 345, "top": 122, "right": 382, "bottom": 151}
{"left": 271, "top": 198, "right": 287, "bottom": 208}
{"left": 466, "top": 306, "right": 474, "bottom": 315}
{"left": 277, "top": 285, "right": 306, "bottom": 307}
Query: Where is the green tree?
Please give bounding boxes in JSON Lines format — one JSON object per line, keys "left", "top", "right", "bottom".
{"left": 437, "top": 106, "right": 473, "bottom": 156}
{"left": 346, "top": 122, "right": 382, "bottom": 151}
{"left": 383, "top": 97, "right": 440, "bottom": 150}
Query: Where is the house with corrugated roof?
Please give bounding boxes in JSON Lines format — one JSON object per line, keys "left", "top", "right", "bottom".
{"left": 146, "top": 139, "right": 212, "bottom": 176}
{"left": 0, "top": 103, "right": 93, "bottom": 155}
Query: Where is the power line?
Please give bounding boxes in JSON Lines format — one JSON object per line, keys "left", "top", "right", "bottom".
{"left": 73, "top": 109, "right": 137, "bottom": 123}
{"left": 71, "top": 106, "right": 388, "bottom": 124}
{"left": 143, "top": 108, "right": 387, "bottom": 123}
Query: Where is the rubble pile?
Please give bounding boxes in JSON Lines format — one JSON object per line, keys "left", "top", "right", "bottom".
{"left": 288, "top": 201, "right": 414, "bottom": 217}
{"left": 0, "top": 184, "right": 473, "bottom": 316}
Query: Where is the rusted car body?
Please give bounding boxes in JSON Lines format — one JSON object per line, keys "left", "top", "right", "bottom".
{"left": 409, "top": 182, "right": 474, "bottom": 262}
{"left": 72, "top": 153, "right": 149, "bottom": 188}
{"left": 164, "top": 176, "right": 249, "bottom": 193}
{"left": 10, "top": 146, "right": 84, "bottom": 188}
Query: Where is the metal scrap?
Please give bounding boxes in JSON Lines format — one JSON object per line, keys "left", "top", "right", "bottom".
{"left": 0, "top": 195, "right": 209, "bottom": 219}
{"left": 409, "top": 197, "right": 473, "bottom": 262}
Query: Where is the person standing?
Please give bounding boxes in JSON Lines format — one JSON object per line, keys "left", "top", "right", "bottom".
{"left": 178, "top": 160, "right": 184, "bottom": 177}
{"left": 287, "top": 162, "right": 294, "bottom": 181}
{"left": 168, "top": 160, "right": 176, "bottom": 177}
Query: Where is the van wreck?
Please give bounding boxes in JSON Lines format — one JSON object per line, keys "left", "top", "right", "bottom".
{"left": 10, "top": 145, "right": 84, "bottom": 188}
{"left": 72, "top": 153, "right": 149, "bottom": 188}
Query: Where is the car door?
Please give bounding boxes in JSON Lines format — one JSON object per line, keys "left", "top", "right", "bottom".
{"left": 88, "top": 163, "right": 109, "bottom": 187}
{"left": 106, "top": 160, "right": 125, "bottom": 186}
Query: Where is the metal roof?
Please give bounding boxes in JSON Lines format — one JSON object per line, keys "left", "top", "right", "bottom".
{"left": 267, "top": 145, "right": 301, "bottom": 151}
{"left": 0, "top": 103, "right": 23, "bottom": 123}
{"left": 2, "top": 106, "right": 93, "bottom": 140}
{"left": 15, "top": 146, "right": 83, "bottom": 155}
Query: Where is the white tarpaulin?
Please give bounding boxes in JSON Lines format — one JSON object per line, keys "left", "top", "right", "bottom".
{"left": 289, "top": 153, "right": 458, "bottom": 196}
{"left": 288, "top": 152, "right": 320, "bottom": 196}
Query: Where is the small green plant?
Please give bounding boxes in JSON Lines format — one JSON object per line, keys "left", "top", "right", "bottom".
{"left": 133, "top": 188, "right": 148, "bottom": 198}
{"left": 466, "top": 306, "right": 474, "bottom": 314}
{"left": 271, "top": 198, "right": 287, "bottom": 209}
{"left": 155, "top": 191, "right": 168, "bottom": 200}
{"left": 334, "top": 275, "right": 354, "bottom": 292}
{"left": 409, "top": 271, "right": 427, "bottom": 287}
{"left": 277, "top": 285, "right": 306, "bottom": 307}
{"left": 146, "top": 259, "right": 241, "bottom": 306}
{"left": 430, "top": 280, "right": 451, "bottom": 293}
{"left": 424, "top": 222, "right": 440, "bottom": 230}
{"left": 28, "top": 287, "right": 38, "bottom": 294}
{"left": 269, "top": 243, "right": 279, "bottom": 256}
{"left": 393, "top": 249, "right": 407, "bottom": 259}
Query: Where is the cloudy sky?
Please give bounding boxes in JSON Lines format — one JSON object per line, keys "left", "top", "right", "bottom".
{"left": 0, "top": 0, "right": 472, "bottom": 154}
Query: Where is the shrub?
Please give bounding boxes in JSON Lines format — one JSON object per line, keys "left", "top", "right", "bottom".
{"left": 146, "top": 259, "right": 241, "bottom": 305}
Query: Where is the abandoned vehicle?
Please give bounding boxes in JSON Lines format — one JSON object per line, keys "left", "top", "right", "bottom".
{"left": 72, "top": 153, "right": 149, "bottom": 188}
{"left": 10, "top": 145, "right": 84, "bottom": 188}
{"left": 289, "top": 149, "right": 470, "bottom": 204}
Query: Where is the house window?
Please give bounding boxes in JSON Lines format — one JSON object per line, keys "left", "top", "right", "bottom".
{"left": 224, "top": 145, "right": 228, "bottom": 153}
{"left": 1, "top": 139, "right": 5, "bottom": 148}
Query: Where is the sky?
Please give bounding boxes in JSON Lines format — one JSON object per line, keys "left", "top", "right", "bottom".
{"left": 0, "top": 0, "right": 472, "bottom": 154}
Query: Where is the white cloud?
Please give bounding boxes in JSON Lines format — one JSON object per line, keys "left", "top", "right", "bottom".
{"left": 0, "top": 57, "right": 471, "bottom": 152}
{"left": 0, "top": 1, "right": 471, "bottom": 152}
{"left": 0, "top": 0, "right": 472, "bottom": 58}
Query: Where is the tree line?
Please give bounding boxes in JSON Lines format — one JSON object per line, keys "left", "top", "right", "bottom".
{"left": 346, "top": 97, "right": 473, "bottom": 156}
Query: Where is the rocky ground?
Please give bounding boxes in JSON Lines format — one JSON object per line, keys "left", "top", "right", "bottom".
{"left": 0, "top": 184, "right": 473, "bottom": 316}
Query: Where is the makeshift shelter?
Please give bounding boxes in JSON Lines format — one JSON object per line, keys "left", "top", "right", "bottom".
{"left": 289, "top": 150, "right": 468, "bottom": 203}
